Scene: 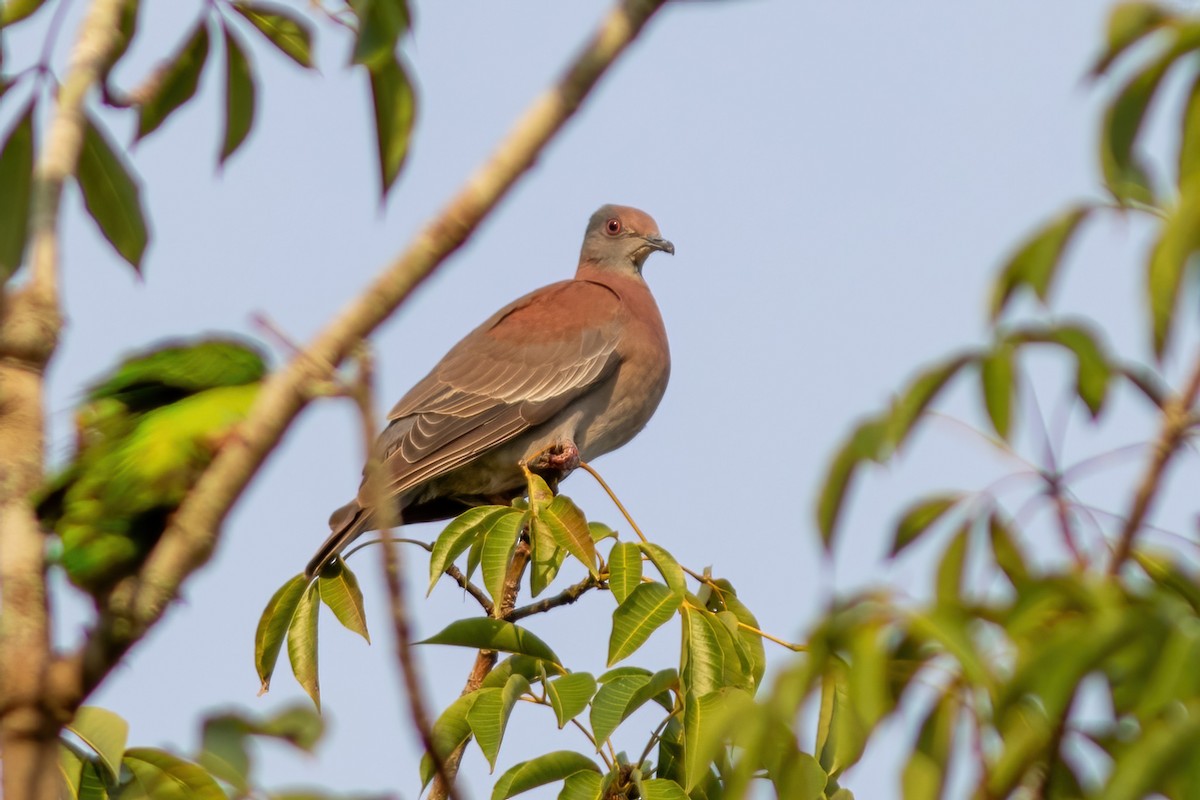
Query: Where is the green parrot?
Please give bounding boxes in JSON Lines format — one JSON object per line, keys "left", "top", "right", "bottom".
{"left": 36, "top": 338, "right": 268, "bottom": 594}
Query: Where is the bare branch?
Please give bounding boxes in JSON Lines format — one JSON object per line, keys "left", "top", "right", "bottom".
{"left": 69, "top": 0, "right": 671, "bottom": 700}
{"left": 509, "top": 575, "right": 602, "bottom": 622}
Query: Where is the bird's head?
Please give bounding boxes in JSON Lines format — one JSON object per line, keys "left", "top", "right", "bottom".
{"left": 579, "top": 204, "right": 674, "bottom": 275}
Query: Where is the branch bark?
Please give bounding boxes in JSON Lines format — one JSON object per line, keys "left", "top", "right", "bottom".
{"left": 63, "top": 0, "right": 671, "bottom": 714}
{"left": 0, "top": 2, "right": 128, "bottom": 799}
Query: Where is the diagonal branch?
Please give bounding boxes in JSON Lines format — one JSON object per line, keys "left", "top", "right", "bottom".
{"left": 62, "top": 0, "right": 672, "bottom": 710}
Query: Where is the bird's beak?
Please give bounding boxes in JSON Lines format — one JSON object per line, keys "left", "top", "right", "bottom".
{"left": 642, "top": 235, "right": 675, "bottom": 255}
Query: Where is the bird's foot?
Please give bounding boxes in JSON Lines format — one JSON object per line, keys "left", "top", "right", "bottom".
{"left": 526, "top": 441, "right": 581, "bottom": 490}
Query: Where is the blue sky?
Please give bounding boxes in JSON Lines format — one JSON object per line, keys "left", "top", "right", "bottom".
{"left": 8, "top": 0, "right": 1195, "bottom": 797}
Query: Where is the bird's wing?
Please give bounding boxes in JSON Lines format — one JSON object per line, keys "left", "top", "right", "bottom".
{"left": 377, "top": 279, "right": 625, "bottom": 496}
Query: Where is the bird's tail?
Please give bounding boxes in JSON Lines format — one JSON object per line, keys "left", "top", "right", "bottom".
{"left": 305, "top": 501, "right": 373, "bottom": 578}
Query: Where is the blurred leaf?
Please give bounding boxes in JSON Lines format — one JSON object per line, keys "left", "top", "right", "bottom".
{"left": 420, "top": 618, "right": 560, "bottom": 665}
{"left": 59, "top": 742, "right": 87, "bottom": 800}
{"left": 980, "top": 343, "right": 1017, "bottom": 440}
{"left": 890, "top": 493, "right": 963, "bottom": 557}
{"left": 1134, "top": 550, "right": 1200, "bottom": 614}
{"left": 219, "top": 23, "right": 256, "bottom": 164}
{"left": 1024, "top": 324, "right": 1112, "bottom": 416}
{"left": 78, "top": 761, "right": 109, "bottom": 800}
{"left": 1091, "top": 2, "right": 1172, "bottom": 75}
{"left": 98, "top": 0, "right": 138, "bottom": 107}
{"left": 547, "top": 673, "right": 597, "bottom": 729}
{"left": 1180, "top": 66, "right": 1200, "bottom": 188}
{"left": 316, "top": 557, "right": 369, "bottom": 642}
{"left": 0, "top": 100, "right": 34, "bottom": 280}
{"left": 817, "top": 417, "right": 888, "bottom": 546}
{"left": 607, "top": 541, "right": 641, "bottom": 604}
{"left": 0, "top": 0, "right": 47, "bottom": 26}
{"left": 640, "top": 779, "right": 689, "bottom": 800}
{"left": 491, "top": 751, "right": 600, "bottom": 800}
{"left": 287, "top": 583, "right": 321, "bottom": 711}
{"left": 608, "top": 582, "right": 681, "bottom": 666}
{"left": 887, "top": 354, "right": 973, "bottom": 451}
{"left": 557, "top": 769, "right": 604, "bottom": 800}
{"left": 232, "top": 2, "right": 314, "bottom": 68}
{"left": 77, "top": 112, "right": 149, "bottom": 272}
{"left": 367, "top": 53, "right": 415, "bottom": 199}
{"left": 815, "top": 664, "right": 866, "bottom": 781}
{"left": 589, "top": 675, "right": 650, "bottom": 746}
{"left": 986, "top": 698, "right": 1056, "bottom": 797}
{"left": 66, "top": 707, "right": 128, "bottom": 783}
{"left": 639, "top": 542, "right": 685, "bottom": 595}
{"left": 990, "top": 206, "right": 1093, "bottom": 320}
{"left": 846, "top": 620, "right": 893, "bottom": 731}
{"left": 988, "top": 511, "right": 1030, "bottom": 587}
{"left": 536, "top": 495, "right": 598, "bottom": 576}
{"left": 254, "top": 574, "right": 307, "bottom": 693}
{"left": 908, "top": 607, "right": 993, "bottom": 691}
{"left": 420, "top": 693, "right": 479, "bottom": 790}
{"left": 935, "top": 521, "right": 970, "bottom": 606}
{"left": 1147, "top": 180, "right": 1200, "bottom": 357}
{"left": 468, "top": 674, "right": 530, "bottom": 770}
{"left": 901, "top": 691, "right": 959, "bottom": 800}
{"left": 351, "top": 0, "right": 410, "bottom": 68}
{"left": 429, "top": 506, "right": 512, "bottom": 593}
{"left": 136, "top": 22, "right": 211, "bottom": 141}
{"left": 121, "top": 748, "right": 224, "bottom": 800}
{"left": 481, "top": 509, "right": 524, "bottom": 605}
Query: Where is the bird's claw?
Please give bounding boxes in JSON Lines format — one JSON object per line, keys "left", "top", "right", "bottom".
{"left": 526, "top": 441, "right": 581, "bottom": 489}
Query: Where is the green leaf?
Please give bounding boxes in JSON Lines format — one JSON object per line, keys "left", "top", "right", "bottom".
{"left": 705, "top": 580, "right": 767, "bottom": 691}
{"left": 990, "top": 206, "right": 1092, "bottom": 320}
{"left": 0, "top": 100, "right": 34, "bottom": 280}
{"left": 816, "top": 416, "right": 888, "bottom": 547}
{"left": 98, "top": 0, "right": 138, "bottom": 107}
{"left": 287, "top": 583, "right": 321, "bottom": 711}
{"left": 935, "top": 521, "right": 970, "bottom": 606}
{"left": 529, "top": 509, "right": 565, "bottom": 598}
{"left": 536, "top": 495, "right": 598, "bottom": 576}
{"left": 219, "top": 23, "right": 256, "bottom": 164}
{"left": 1147, "top": 180, "right": 1200, "bottom": 357}
{"left": 420, "top": 618, "right": 561, "bottom": 664}
{"left": 639, "top": 542, "right": 685, "bottom": 595}
{"left": 420, "top": 693, "right": 479, "bottom": 790}
{"left": 988, "top": 511, "right": 1029, "bottom": 587}
{"left": 901, "top": 691, "right": 960, "bottom": 800}
{"left": 367, "top": 53, "right": 415, "bottom": 199}
{"left": 66, "top": 707, "right": 128, "bottom": 783}
{"left": 232, "top": 2, "right": 314, "bottom": 68}
{"left": 887, "top": 354, "right": 973, "bottom": 451}
{"left": 979, "top": 343, "right": 1017, "bottom": 440}
{"left": 640, "top": 779, "right": 689, "bottom": 800}
{"left": 1041, "top": 324, "right": 1112, "bottom": 416}
{"left": 491, "top": 751, "right": 600, "bottom": 800}
{"left": 0, "top": 0, "right": 48, "bottom": 26}
{"left": 429, "top": 506, "right": 512, "bottom": 593}
{"left": 1100, "top": 41, "right": 1178, "bottom": 206}
{"left": 589, "top": 675, "right": 650, "bottom": 746}
{"left": 1179, "top": 67, "right": 1200, "bottom": 187}
{"left": 254, "top": 574, "right": 308, "bottom": 693}
{"left": 681, "top": 604, "right": 751, "bottom": 697}
{"left": 317, "top": 558, "right": 370, "bottom": 642}
{"left": 351, "top": 0, "right": 411, "bottom": 69}
{"left": 683, "top": 690, "right": 743, "bottom": 791}
{"left": 908, "top": 607, "right": 993, "bottom": 691}
{"left": 121, "top": 748, "right": 225, "bottom": 800}
{"left": 608, "top": 582, "right": 682, "bottom": 665}
{"left": 77, "top": 112, "right": 149, "bottom": 272}
{"left": 78, "top": 760, "right": 109, "bottom": 800}
{"left": 890, "top": 493, "right": 963, "bottom": 557}
{"left": 482, "top": 509, "right": 524, "bottom": 605}
{"left": 1101, "top": 703, "right": 1200, "bottom": 800}
{"left": 136, "top": 22, "right": 211, "bottom": 141}
{"left": 468, "top": 674, "right": 530, "bottom": 770}
{"left": 547, "top": 673, "right": 598, "bottom": 729}
{"left": 1091, "top": 2, "right": 1172, "bottom": 75}
{"left": 557, "top": 769, "right": 603, "bottom": 800}
{"left": 607, "top": 541, "right": 641, "bottom": 604}
{"left": 588, "top": 522, "right": 617, "bottom": 542}
{"left": 59, "top": 742, "right": 87, "bottom": 800}
{"left": 814, "top": 664, "right": 866, "bottom": 781}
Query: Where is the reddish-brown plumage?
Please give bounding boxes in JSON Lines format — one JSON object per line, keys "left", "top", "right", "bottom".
{"left": 308, "top": 205, "right": 675, "bottom": 577}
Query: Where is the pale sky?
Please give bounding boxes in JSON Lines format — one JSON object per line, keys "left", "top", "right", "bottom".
{"left": 8, "top": 0, "right": 1193, "bottom": 797}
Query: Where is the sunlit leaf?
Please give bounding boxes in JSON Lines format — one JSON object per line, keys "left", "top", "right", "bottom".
{"left": 990, "top": 206, "right": 1093, "bottom": 320}
{"left": 468, "top": 674, "right": 530, "bottom": 770}
{"left": 683, "top": 689, "right": 746, "bottom": 791}
{"left": 317, "top": 558, "right": 369, "bottom": 642}
{"left": 219, "top": 23, "right": 256, "bottom": 164}
{"left": 608, "top": 582, "right": 681, "bottom": 665}
{"left": 287, "top": 583, "right": 321, "bottom": 710}
{"left": 254, "top": 574, "right": 307, "bottom": 693}
{"left": 588, "top": 522, "right": 617, "bottom": 542}
{"left": 639, "top": 542, "right": 685, "bottom": 595}
{"left": 890, "top": 493, "right": 963, "bottom": 557}
{"left": 704, "top": 579, "right": 766, "bottom": 690}
{"left": 536, "top": 494, "right": 598, "bottom": 576}
{"left": 59, "top": 741, "right": 87, "bottom": 800}
{"left": 420, "top": 693, "right": 479, "bottom": 790}
{"left": 77, "top": 112, "right": 149, "bottom": 271}
{"left": 232, "top": 2, "right": 314, "bottom": 68}
{"left": 136, "top": 22, "right": 211, "bottom": 141}
{"left": 639, "top": 779, "right": 689, "bottom": 800}
{"left": 482, "top": 509, "right": 525, "bottom": 605}
{"left": 589, "top": 675, "right": 650, "bottom": 746}
{"left": 121, "top": 748, "right": 224, "bottom": 800}
{"left": 491, "top": 750, "right": 600, "bottom": 800}
{"left": 368, "top": 53, "right": 415, "bottom": 199}
{"left": 547, "top": 673, "right": 597, "bottom": 729}
{"left": 66, "top": 707, "right": 128, "bottom": 783}
{"left": 420, "top": 618, "right": 560, "bottom": 664}
{"left": 429, "top": 506, "right": 512, "bottom": 593}
{"left": 557, "top": 769, "right": 604, "bottom": 800}
{"left": 607, "top": 541, "right": 641, "bottom": 604}
{"left": 0, "top": 100, "right": 34, "bottom": 279}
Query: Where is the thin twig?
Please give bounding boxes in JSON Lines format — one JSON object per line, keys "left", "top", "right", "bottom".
{"left": 69, "top": 0, "right": 673, "bottom": 704}
{"left": 509, "top": 574, "right": 601, "bottom": 621}
{"left": 578, "top": 460, "right": 648, "bottom": 543}
{"left": 342, "top": 537, "right": 492, "bottom": 613}
{"left": 350, "top": 351, "right": 462, "bottom": 800}
{"left": 637, "top": 714, "right": 674, "bottom": 771}
{"left": 1108, "top": 352, "right": 1200, "bottom": 575}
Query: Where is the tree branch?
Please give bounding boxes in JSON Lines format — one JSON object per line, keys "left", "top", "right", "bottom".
{"left": 0, "top": 2, "right": 129, "bottom": 799}
{"left": 64, "top": 0, "right": 671, "bottom": 703}
{"left": 1108, "top": 352, "right": 1200, "bottom": 575}
{"left": 509, "top": 574, "right": 601, "bottom": 621}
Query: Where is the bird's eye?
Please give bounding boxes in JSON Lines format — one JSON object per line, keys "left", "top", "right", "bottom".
{"left": 605, "top": 218, "right": 622, "bottom": 236}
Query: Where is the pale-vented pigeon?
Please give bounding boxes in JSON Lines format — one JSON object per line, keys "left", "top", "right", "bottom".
{"left": 306, "top": 205, "right": 674, "bottom": 577}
